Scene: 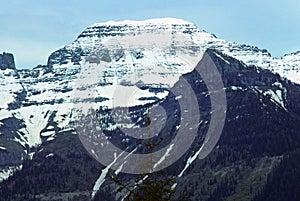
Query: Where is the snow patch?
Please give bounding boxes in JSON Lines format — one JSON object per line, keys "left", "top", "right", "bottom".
{"left": 263, "top": 89, "right": 286, "bottom": 110}
{"left": 153, "top": 144, "right": 174, "bottom": 170}
{"left": 91, "top": 18, "right": 193, "bottom": 27}
{"left": 0, "top": 146, "right": 6, "bottom": 150}
{"left": 41, "top": 131, "right": 55, "bottom": 137}
{"left": 45, "top": 153, "right": 54, "bottom": 158}
{"left": 0, "top": 165, "right": 23, "bottom": 182}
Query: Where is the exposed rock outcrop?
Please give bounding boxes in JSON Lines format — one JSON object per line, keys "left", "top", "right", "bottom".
{"left": 0, "top": 52, "right": 16, "bottom": 70}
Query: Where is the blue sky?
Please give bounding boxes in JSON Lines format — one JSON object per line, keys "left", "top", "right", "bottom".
{"left": 0, "top": 0, "right": 299, "bottom": 69}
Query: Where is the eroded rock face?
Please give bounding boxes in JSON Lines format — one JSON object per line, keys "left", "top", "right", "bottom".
{"left": 0, "top": 52, "right": 15, "bottom": 70}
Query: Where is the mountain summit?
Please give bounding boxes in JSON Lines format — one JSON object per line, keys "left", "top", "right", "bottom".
{"left": 48, "top": 17, "right": 300, "bottom": 84}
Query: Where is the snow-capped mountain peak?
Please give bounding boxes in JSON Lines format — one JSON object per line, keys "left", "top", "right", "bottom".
{"left": 0, "top": 18, "right": 300, "bottom": 180}
{"left": 90, "top": 17, "right": 193, "bottom": 27}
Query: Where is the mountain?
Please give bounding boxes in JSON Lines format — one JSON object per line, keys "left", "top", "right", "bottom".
{"left": 0, "top": 18, "right": 299, "bottom": 200}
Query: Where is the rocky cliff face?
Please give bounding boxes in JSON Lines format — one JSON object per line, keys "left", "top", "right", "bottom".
{"left": 0, "top": 53, "right": 15, "bottom": 70}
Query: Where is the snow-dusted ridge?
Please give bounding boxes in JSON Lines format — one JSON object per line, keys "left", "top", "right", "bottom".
{"left": 91, "top": 17, "right": 193, "bottom": 27}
